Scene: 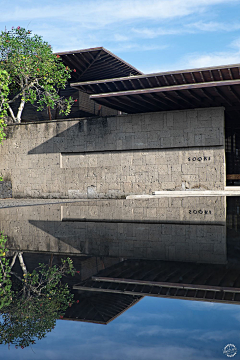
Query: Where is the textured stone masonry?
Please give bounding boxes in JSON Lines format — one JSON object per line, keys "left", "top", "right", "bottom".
{"left": 0, "top": 107, "right": 225, "bottom": 198}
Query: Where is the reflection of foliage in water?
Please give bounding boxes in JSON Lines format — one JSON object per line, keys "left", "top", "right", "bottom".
{"left": 0, "top": 232, "right": 12, "bottom": 309}
{"left": 0, "top": 232, "right": 75, "bottom": 349}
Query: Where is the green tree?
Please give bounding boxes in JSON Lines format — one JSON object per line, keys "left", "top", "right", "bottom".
{"left": 0, "top": 69, "right": 8, "bottom": 145}
{"left": 0, "top": 26, "right": 74, "bottom": 123}
{"left": 0, "top": 233, "right": 76, "bottom": 349}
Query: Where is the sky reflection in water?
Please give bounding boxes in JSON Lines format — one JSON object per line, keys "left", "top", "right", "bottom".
{"left": 1, "top": 296, "right": 239, "bottom": 360}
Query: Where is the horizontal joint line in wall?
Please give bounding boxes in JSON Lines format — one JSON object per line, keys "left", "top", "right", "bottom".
{"left": 61, "top": 145, "right": 224, "bottom": 156}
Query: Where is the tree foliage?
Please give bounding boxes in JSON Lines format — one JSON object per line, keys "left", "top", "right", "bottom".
{"left": 0, "top": 233, "right": 76, "bottom": 349}
{"left": 0, "top": 69, "right": 8, "bottom": 145}
{"left": 0, "top": 27, "right": 74, "bottom": 123}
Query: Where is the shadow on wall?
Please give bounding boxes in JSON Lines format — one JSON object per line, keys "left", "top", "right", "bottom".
{"left": 27, "top": 118, "right": 110, "bottom": 155}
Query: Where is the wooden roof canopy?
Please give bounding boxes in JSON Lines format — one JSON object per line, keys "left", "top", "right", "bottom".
{"left": 56, "top": 47, "right": 142, "bottom": 82}
{"left": 70, "top": 62, "right": 240, "bottom": 115}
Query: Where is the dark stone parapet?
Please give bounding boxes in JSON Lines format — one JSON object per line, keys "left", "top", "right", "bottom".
{"left": 0, "top": 181, "right": 12, "bottom": 198}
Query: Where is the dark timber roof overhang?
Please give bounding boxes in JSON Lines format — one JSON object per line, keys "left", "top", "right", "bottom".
{"left": 55, "top": 47, "right": 142, "bottom": 82}
{"left": 70, "top": 63, "right": 240, "bottom": 115}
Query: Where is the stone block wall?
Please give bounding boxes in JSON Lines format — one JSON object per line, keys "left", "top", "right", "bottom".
{"left": 0, "top": 107, "right": 225, "bottom": 198}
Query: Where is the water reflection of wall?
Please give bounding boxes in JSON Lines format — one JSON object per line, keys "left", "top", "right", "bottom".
{"left": 0, "top": 197, "right": 227, "bottom": 264}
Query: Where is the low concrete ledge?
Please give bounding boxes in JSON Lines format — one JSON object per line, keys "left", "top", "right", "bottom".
{"left": 127, "top": 189, "right": 240, "bottom": 199}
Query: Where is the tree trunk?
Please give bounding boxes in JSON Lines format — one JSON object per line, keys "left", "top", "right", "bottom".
{"left": 17, "top": 252, "right": 27, "bottom": 275}
{"left": 16, "top": 99, "right": 25, "bottom": 123}
{"left": 7, "top": 105, "right": 17, "bottom": 123}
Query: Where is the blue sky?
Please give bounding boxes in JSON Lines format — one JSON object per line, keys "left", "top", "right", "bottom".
{"left": 1, "top": 297, "right": 240, "bottom": 360}
{"left": 1, "top": 0, "right": 240, "bottom": 73}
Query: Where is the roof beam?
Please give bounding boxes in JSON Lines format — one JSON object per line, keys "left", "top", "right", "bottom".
{"left": 77, "top": 49, "right": 102, "bottom": 80}
{"left": 199, "top": 88, "right": 215, "bottom": 103}
{"left": 137, "top": 93, "right": 167, "bottom": 111}
{"left": 209, "top": 70, "right": 214, "bottom": 81}
{"left": 228, "top": 68, "right": 233, "bottom": 80}
{"left": 185, "top": 89, "right": 205, "bottom": 104}
{"left": 124, "top": 95, "right": 155, "bottom": 112}
{"left": 218, "top": 69, "right": 223, "bottom": 81}
{"left": 173, "top": 91, "right": 195, "bottom": 108}
{"left": 89, "top": 79, "right": 240, "bottom": 99}
{"left": 214, "top": 87, "right": 233, "bottom": 106}
{"left": 171, "top": 74, "right": 178, "bottom": 85}
{"left": 154, "top": 76, "right": 162, "bottom": 87}
{"left": 128, "top": 79, "right": 137, "bottom": 90}
{"left": 199, "top": 71, "right": 205, "bottom": 82}
{"left": 162, "top": 75, "right": 170, "bottom": 86}
{"left": 137, "top": 78, "right": 145, "bottom": 89}
{"left": 190, "top": 72, "right": 196, "bottom": 83}
{"left": 93, "top": 97, "right": 134, "bottom": 113}
{"left": 105, "top": 96, "right": 142, "bottom": 113}
{"left": 151, "top": 92, "right": 185, "bottom": 109}
{"left": 227, "top": 86, "right": 240, "bottom": 103}
{"left": 88, "top": 276, "right": 240, "bottom": 293}
{"left": 96, "top": 83, "right": 107, "bottom": 93}
{"left": 65, "top": 53, "right": 88, "bottom": 69}
{"left": 229, "top": 86, "right": 240, "bottom": 102}
{"left": 180, "top": 73, "right": 186, "bottom": 83}
{"left": 146, "top": 77, "right": 153, "bottom": 88}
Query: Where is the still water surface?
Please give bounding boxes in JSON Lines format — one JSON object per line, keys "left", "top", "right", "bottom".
{"left": 0, "top": 196, "right": 239, "bottom": 359}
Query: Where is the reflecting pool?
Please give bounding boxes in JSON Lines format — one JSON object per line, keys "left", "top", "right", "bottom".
{"left": 0, "top": 196, "right": 239, "bottom": 359}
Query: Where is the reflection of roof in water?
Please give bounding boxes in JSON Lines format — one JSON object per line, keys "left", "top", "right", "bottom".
{"left": 73, "top": 259, "right": 240, "bottom": 305}
{"left": 63, "top": 292, "right": 142, "bottom": 324}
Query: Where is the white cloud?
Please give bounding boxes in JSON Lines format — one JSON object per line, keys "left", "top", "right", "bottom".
{"left": 137, "top": 325, "right": 186, "bottom": 336}
{"left": 111, "top": 43, "right": 168, "bottom": 53}
{"left": 154, "top": 35, "right": 240, "bottom": 72}
{"left": 132, "top": 21, "right": 240, "bottom": 40}
{"left": 183, "top": 300, "right": 240, "bottom": 311}
{"left": 186, "top": 21, "right": 240, "bottom": 32}
{"left": 232, "top": 312, "right": 240, "bottom": 322}
{"left": 184, "top": 51, "right": 240, "bottom": 68}
{"left": 191, "top": 330, "right": 238, "bottom": 342}
{"left": 132, "top": 27, "right": 186, "bottom": 39}
{"left": 1, "top": 0, "right": 238, "bottom": 26}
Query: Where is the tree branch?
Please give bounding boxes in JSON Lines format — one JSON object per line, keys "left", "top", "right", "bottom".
{"left": 9, "top": 252, "right": 18, "bottom": 269}
{"left": 8, "top": 80, "right": 37, "bottom": 104}
{"left": 17, "top": 252, "right": 27, "bottom": 275}
{"left": 9, "top": 271, "right": 23, "bottom": 283}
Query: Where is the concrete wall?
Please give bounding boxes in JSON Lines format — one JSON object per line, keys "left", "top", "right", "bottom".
{"left": 0, "top": 198, "right": 227, "bottom": 264}
{"left": 0, "top": 107, "right": 225, "bottom": 198}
